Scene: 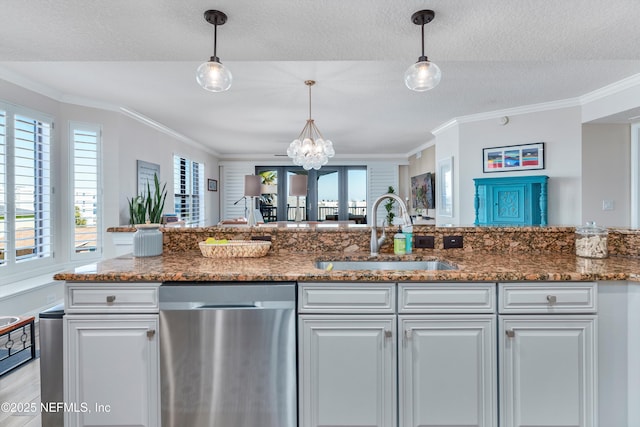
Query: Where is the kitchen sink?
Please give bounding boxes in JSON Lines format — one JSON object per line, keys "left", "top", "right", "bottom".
{"left": 315, "top": 260, "right": 457, "bottom": 271}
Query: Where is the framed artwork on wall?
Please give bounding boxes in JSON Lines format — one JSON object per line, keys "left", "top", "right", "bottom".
{"left": 437, "top": 157, "right": 453, "bottom": 217}
{"left": 482, "top": 142, "right": 545, "bottom": 173}
{"left": 137, "top": 160, "right": 160, "bottom": 196}
{"left": 208, "top": 179, "right": 218, "bottom": 192}
{"left": 410, "top": 172, "right": 434, "bottom": 210}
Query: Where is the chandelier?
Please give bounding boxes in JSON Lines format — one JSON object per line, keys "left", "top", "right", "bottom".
{"left": 287, "top": 80, "right": 335, "bottom": 170}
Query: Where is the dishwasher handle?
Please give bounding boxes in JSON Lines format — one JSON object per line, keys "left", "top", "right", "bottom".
{"left": 199, "top": 304, "right": 257, "bottom": 309}
{"left": 160, "top": 300, "right": 295, "bottom": 311}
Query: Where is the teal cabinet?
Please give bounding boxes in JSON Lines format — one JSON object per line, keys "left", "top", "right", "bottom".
{"left": 473, "top": 176, "right": 548, "bottom": 226}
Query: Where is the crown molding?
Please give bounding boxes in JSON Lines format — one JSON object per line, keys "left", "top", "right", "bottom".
{"left": 406, "top": 139, "right": 436, "bottom": 157}
{"left": 580, "top": 73, "right": 640, "bottom": 104}
{"left": 119, "top": 107, "right": 220, "bottom": 157}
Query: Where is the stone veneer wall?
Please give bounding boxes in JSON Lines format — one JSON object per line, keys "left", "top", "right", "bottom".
{"left": 108, "top": 225, "right": 639, "bottom": 256}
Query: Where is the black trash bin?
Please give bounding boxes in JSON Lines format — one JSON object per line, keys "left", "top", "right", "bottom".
{"left": 39, "top": 303, "right": 64, "bottom": 427}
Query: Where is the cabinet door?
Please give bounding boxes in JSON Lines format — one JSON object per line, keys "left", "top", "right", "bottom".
{"left": 299, "top": 315, "right": 396, "bottom": 427}
{"left": 500, "top": 316, "right": 597, "bottom": 427}
{"left": 492, "top": 184, "right": 526, "bottom": 224}
{"left": 64, "top": 315, "right": 159, "bottom": 427}
{"left": 399, "top": 315, "right": 497, "bottom": 427}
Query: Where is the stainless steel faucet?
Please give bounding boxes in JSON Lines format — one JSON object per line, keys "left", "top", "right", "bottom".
{"left": 370, "top": 193, "right": 412, "bottom": 256}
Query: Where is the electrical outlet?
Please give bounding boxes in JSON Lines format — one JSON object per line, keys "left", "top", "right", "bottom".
{"left": 414, "top": 235, "right": 435, "bottom": 249}
{"left": 443, "top": 235, "right": 463, "bottom": 249}
{"left": 602, "top": 200, "right": 614, "bottom": 211}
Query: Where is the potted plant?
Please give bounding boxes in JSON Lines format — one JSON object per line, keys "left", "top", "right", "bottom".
{"left": 127, "top": 173, "right": 167, "bottom": 225}
{"left": 128, "top": 195, "right": 147, "bottom": 225}
{"left": 385, "top": 186, "right": 396, "bottom": 226}
{"left": 145, "top": 173, "right": 167, "bottom": 224}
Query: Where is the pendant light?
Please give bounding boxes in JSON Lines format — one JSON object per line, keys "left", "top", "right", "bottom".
{"left": 287, "top": 80, "right": 335, "bottom": 171}
{"left": 404, "top": 10, "right": 441, "bottom": 92}
{"left": 196, "top": 10, "right": 232, "bottom": 92}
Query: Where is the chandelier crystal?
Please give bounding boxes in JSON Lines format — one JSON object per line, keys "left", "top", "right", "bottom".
{"left": 287, "top": 80, "right": 335, "bottom": 170}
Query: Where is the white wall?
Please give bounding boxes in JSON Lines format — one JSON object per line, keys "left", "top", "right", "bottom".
{"left": 582, "top": 123, "right": 630, "bottom": 227}
{"left": 454, "top": 107, "right": 583, "bottom": 225}
{"left": 434, "top": 124, "right": 461, "bottom": 225}
{"left": 114, "top": 115, "right": 219, "bottom": 229}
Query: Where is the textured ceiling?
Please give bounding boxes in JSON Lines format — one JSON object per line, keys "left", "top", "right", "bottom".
{"left": 1, "top": 0, "right": 639, "bottom": 158}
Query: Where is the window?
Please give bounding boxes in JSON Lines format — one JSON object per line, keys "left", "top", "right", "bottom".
{"left": 173, "top": 155, "right": 204, "bottom": 226}
{"left": 71, "top": 122, "right": 101, "bottom": 258}
{"left": 255, "top": 166, "right": 367, "bottom": 223}
{"left": 0, "top": 102, "right": 53, "bottom": 272}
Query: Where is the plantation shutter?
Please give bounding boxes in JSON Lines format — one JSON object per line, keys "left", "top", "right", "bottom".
{"left": 14, "top": 113, "right": 51, "bottom": 262}
{"left": 367, "top": 162, "right": 399, "bottom": 226}
{"left": 72, "top": 123, "right": 101, "bottom": 256}
{"left": 173, "top": 155, "right": 204, "bottom": 226}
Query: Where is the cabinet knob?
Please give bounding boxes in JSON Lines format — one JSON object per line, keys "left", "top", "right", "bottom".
{"left": 505, "top": 330, "right": 515, "bottom": 338}
{"left": 404, "top": 329, "right": 412, "bottom": 340}
{"left": 106, "top": 295, "right": 116, "bottom": 303}
{"left": 546, "top": 295, "right": 557, "bottom": 305}
{"left": 384, "top": 329, "right": 392, "bottom": 338}
{"left": 146, "top": 329, "right": 156, "bottom": 338}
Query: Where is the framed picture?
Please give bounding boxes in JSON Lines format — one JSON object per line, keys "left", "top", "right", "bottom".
{"left": 137, "top": 160, "right": 160, "bottom": 196}
{"left": 208, "top": 179, "right": 218, "bottom": 192}
{"left": 410, "top": 172, "right": 434, "bottom": 210}
{"left": 437, "top": 157, "right": 453, "bottom": 217}
{"left": 482, "top": 142, "right": 545, "bottom": 173}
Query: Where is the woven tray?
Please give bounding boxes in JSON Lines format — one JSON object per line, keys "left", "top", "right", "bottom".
{"left": 198, "top": 240, "right": 271, "bottom": 258}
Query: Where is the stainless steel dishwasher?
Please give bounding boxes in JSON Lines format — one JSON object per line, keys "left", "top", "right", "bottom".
{"left": 159, "top": 282, "right": 296, "bottom": 427}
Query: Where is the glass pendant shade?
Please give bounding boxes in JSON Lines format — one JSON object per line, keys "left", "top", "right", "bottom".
{"left": 405, "top": 10, "right": 441, "bottom": 92}
{"left": 404, "top": 59, "right": 441, "bottom": 91}
{"left": 196, "top": 59, "right": 232, "bottom": 92}
{"left": 197, "top": 10, "right": 231, "bottom": 92}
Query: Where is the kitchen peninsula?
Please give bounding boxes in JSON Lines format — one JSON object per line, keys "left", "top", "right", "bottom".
{"left": 55, "top": 224, "right": 640, "bottom": 427}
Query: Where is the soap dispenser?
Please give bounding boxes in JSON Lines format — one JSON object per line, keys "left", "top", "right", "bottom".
{"left": 394, "top": 226, "right": 406, "bottom": 255}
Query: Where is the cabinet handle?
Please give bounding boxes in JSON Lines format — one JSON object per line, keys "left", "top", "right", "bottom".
{"left": 405, "top": 329, "right": 412, "bottom": 340}
{"left": 546, "top": 295, "right": 557, "bottom": 305}
{"left": 505, "top": 330, "right": 515, "bottom": 338}
{"left": 106, "top": 295, "right": 116, "bottom": 303}
{"left": 384, "top": 329, "right": 392, "bottom": 338}
{"left": 146, "top": 329, "right": 156, "bottom": 338}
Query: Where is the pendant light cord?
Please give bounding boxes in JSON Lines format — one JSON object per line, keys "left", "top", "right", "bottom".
{"left": 421, "top": 23, "right": 425, "bottom": 57}
{"left": 308, "top": 83, "right": 312, "bottom": 120}
{"left": 213, "top": 23, "right": 218, "bottom": 59}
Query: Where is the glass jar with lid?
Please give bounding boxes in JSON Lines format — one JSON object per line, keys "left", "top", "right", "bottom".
{"left": 575, "top": 221, "right": 608, "bottom": 258}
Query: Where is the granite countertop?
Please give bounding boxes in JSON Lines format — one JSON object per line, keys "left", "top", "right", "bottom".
{"left": 53, "top": 250, "right": 640, "bottom": 283}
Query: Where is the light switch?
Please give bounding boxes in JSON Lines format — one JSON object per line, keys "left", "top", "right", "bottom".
{"left": 602, "top": 200, "right": 614, "bottom": 211}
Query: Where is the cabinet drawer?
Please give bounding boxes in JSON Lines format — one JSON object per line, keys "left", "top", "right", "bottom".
{"left": 499, "top": 282, "right": 597, "bottom": 314}
{"left": 298, "top": 283, "right": 395, "bottom": 313}
{"left": 65, "top": 283, "right": 160, "bottom": 313}
{"left": 399, "top": 283, "right": 496, "bottom": 313}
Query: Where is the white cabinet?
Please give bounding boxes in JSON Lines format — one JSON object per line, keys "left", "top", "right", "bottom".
{"left": 299, "top": 315, "right": 397, "bottom": 427}
{"left": 399, "top": 315, "right": 496, "bottom": 427}
{"left": 298, "top": 282, "right": 497, "bottom": 427}
{"left": 298, "top": 283, "right": 397, "bottom": 427}
{"left": 63, "top": 282, "right": 160, "bottom": 427}
{"left": 498, "top": 282, "right": 598, "bottom": 427}
{"left": 398, "top": 282, "right": 497, "bottom": 427}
